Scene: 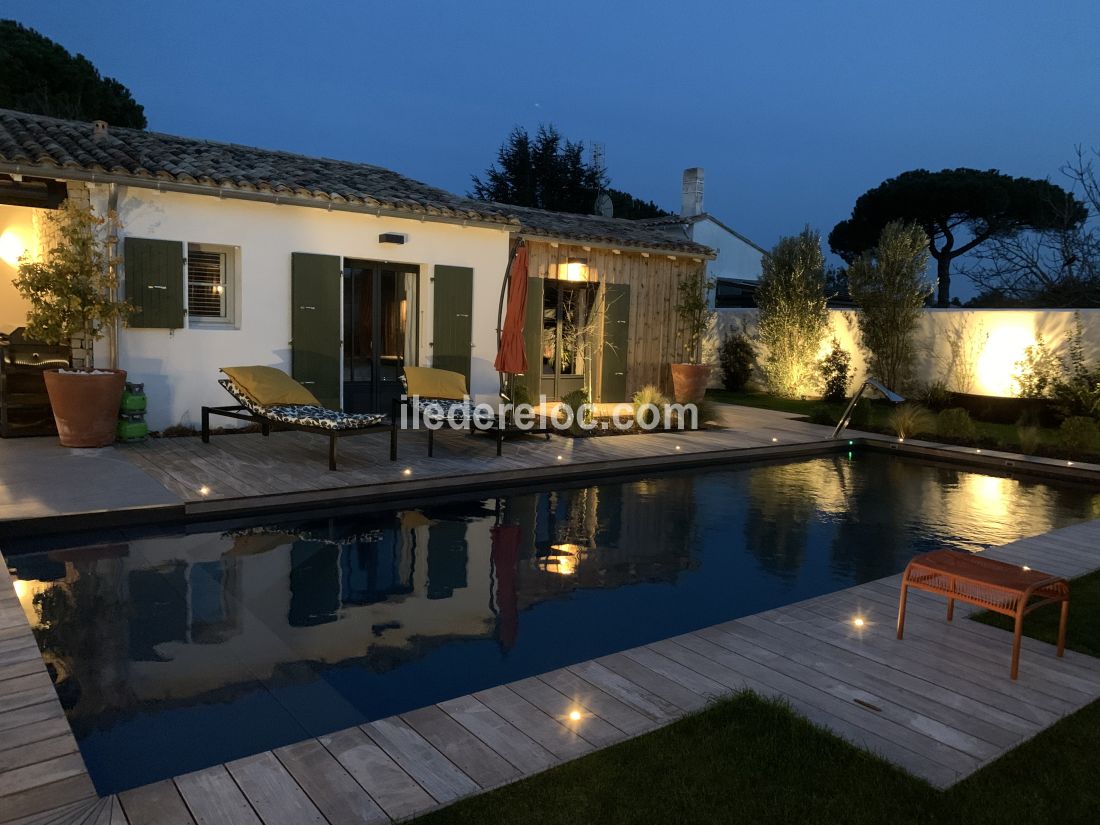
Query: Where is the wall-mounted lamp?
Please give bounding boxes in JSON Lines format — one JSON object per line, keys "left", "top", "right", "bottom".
{"left": 0, "top": 229, "right": 27, "bottom": 267}
{"left": 379, "top": 232, "right": 407, "bottom": 244}
{"left": 558, "top": 256, "right": 589, "bottom": 282}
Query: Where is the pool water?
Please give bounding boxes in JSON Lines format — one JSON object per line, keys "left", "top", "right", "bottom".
{"left": 7, "top": 451, "right": 1100, "bottom": 793}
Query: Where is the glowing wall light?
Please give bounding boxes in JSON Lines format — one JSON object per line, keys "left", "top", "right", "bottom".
{"left": 0, "top": 229, "right": 27, "bottom": 267}
{"left": 975, "top": 325, "right": 1034, "bottom": 396}
{"left": 556, "top": 257, "right": 590, "bottom": 282}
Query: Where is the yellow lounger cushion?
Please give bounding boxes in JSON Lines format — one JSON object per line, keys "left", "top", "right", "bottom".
{"left": 220, "top": 365, "right": 320, "bottom": 407}
{"left": 404, "top": 367, "right": 468, "bottom": 400}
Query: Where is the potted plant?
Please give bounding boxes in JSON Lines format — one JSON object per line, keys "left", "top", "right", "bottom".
{"left": 13, "top": 199, "right": 131, "bottom": 447}
{"left": 670, "top": 268, "right": 716, "bottom": 403}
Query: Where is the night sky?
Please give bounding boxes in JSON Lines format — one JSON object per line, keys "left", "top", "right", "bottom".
{"left": 8, "top": 1, "right": 1099, "bottom": 294}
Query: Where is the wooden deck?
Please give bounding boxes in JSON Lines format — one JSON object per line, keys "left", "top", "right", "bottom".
{"left": 2, "top": 516, "right": 1098, "bottom": 824}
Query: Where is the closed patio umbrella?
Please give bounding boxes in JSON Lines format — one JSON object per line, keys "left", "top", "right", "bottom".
{"left": 493, "top": 245, "right": 529, "bottom": 376}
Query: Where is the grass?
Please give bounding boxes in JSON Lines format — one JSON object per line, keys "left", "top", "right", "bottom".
{"left": 972, "top": 569, "right": 1100, "bottom": 658}
{"left": 412, "top": 572, "right": 1100, "bottom": 825}
{"left": 706, "top": 389, "right": 1082, "bottom": 458}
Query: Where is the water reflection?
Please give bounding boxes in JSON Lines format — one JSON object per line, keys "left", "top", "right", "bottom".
{"left": 8, "top": 453, "right": 1100, "bottom": 794}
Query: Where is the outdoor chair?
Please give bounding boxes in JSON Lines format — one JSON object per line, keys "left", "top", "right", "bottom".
{"left": 201, "top": 366, "right": 393, "bottom": 470}
{"left": 396, "top": 366, "right": 507, "bottom": 457}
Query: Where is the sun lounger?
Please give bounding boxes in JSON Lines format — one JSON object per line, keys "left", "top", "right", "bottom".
{"left": 201, "top": 367, "right": 393, "bottom": 470}
{"left": 396, "top": 366, "right": 506, "bottom": 457}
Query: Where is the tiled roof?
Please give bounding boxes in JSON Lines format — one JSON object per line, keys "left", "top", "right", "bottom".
{"left": 504, "top": 203, "right": 713, "bottom": 256}
{"left": 0, "top": 108, "right": 713, "bottom": 255}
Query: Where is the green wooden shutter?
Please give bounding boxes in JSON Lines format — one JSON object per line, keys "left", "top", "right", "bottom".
{"left": 432, "top": 265, "right": 473, "bottom": 388}
{"left": 600, "top": 283, "right": 630, "bottom": 402}
{"left": 523, "top": 276, "right": 544, "bottom": 402}
{"left": 124, "top": 237, "right": 184, "bottom": 329}
{"left": 291, "top": 252, "right": 341, "bottom": 409}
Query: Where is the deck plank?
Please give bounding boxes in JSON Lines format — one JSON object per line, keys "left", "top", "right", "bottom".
{"left": 174, "top": 766, "right": 261, "bottom": 825}
{"left": 362, "top": 716, "right": 479, "bottom": 804}
{"left": 319, "top": 727, "right": 434, "bottom": 821}
{"left": 470, "top": 686, "right": 593, "bottom": 760}
{"left": 225, "top": 751, "right": 326, "bottom": 825}
{"left": 400, "top": 705, "right": 518, "bottom": 789}
{"left": 274, "top": 738, "right": 388, "bottom": 825}
{"left": 437, "top": 695, "right": 557, "bottom": 775}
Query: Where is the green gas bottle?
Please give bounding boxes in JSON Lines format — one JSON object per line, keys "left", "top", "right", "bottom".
{"left": 120, "top": 382, "right": 147, "bottom": 413}
{"left": 117, "top": 415, "right": 149, "bottom": 442}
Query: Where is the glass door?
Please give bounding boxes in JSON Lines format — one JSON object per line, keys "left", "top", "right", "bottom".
{"left": 343, "top": 260, "right": 418, "bottom": 412}
{"left": 541, "top": 281, "right": 595, "bottom": 400}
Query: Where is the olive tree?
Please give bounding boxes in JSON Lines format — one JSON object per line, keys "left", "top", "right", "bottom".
{"left": 847, "top": 221, "right": 932, "bottom": 391}
{"left": 756, "top": 228, "right": 829, "bottom": 398}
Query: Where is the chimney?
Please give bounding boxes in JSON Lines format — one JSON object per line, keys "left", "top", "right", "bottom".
{"left": 92, "top": 120, "right": 108, "bottom": 141}
{"left": 681, "top": 167, "right": 704, "bottom": 217}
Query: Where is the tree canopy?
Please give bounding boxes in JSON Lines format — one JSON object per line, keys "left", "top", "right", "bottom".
{"left": 829, "top": 168, "right": 1086, "bottom": 306}
{"left": 0, "top": 20, "right": 146, "bottom": 127}
{"left": 470, "top": 125, "right": 669, "bottom": 218}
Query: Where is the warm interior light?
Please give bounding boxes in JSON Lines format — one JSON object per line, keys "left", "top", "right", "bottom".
{"left": 544, "top": 544, "right": 583, "bottom": 576}
{"left": 558, "top": 257, "right": 589, "bottom": 282}
{"left": 568, "top": 709, "right": 582, "bottom": 722}
{"left": 0, "top": 229, "right": 26, "bottom": 267}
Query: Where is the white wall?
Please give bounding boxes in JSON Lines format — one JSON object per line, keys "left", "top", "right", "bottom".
{"left": 62, "top": 185, "right": 513, "bottom": 429}
{"left": 715, "top": 307, "right": 1100, "bottom": 397}
{"left": 690, "top": 217, "right": 764, "bottom": 284}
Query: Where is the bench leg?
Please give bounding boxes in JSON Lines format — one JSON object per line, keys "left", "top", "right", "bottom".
{"left": 496, "top": 423, "right": 504, "bottom": 456}
{"left": 1011, "top": 607, "right": 1025, "bottom": 680}
{"left": 1057, "top": 599, "right": 1069, "bottom": 658}
{"left": 329, "top": 435, "right": 337, "bottom": 471}
{"left": 428, "top": 427, "right": 434, "bottom": 457}
{"left": 896, "top": 580, "right": 909, "bottom": 640}
{"left": 201, "top": 407, "right": 210, "bottom": 443}
{"left": 946, "top": 597, "right": 955, "bottom": 622}
{"left": 390, "top": 420, "right": 397, "bottom": 462}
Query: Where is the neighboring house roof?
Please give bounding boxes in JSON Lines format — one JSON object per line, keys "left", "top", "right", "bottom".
{"left": 504, "top": 203, "right": 714, "bottom": 257}
{"left": 0, "top": 108, "right": 715, "bottom": 256}
{"left": 640, "top": 212, "right": 768, "bottom": 256}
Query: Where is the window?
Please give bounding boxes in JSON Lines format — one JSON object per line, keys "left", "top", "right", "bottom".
{"left": 187, "top": 243, "right": 237, "bottom": 326}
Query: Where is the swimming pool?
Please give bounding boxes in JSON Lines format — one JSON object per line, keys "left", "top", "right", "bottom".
{"left": 7, "top": 451, "right": 1100, "bottom": 793}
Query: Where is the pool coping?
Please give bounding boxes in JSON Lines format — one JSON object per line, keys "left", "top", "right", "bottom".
{"left": 3, "top": 432, "right": 1099, "bottom": 541}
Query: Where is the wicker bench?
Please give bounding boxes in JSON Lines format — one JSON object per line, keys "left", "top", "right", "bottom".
{"left": 897, "top": 549, "right": 1070, "bottom": 679}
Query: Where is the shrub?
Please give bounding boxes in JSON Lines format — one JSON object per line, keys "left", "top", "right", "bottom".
{"left": 559, "top": 388, "right": 591, "bottom": 435}
{"left": 1014, "top": 334, "right": 1061, "bottom": 399}
{"left": 888, "top": 403, "right": 934, "bottom": 439}
{"left": 1016, "top": 423, "right": 1041, "bottom": 455}
{"left": 510, "top": 382, "right": 533, "bottom": 407}
{"left": 756, "top": 228, "right": 829, "bottom": 398}
{"left": 818, "top": 338, "right": 850, "bottom": 402}
{"left": 719, "top": 332, "right": 756, "bottom": 391}
{"left": 808, "top": 404, "right": 837, "bottom": 426}
{"left": 693, "top": 396, "right": 721, "bottom": 428}
{"left": 676, "top": 269, "right": 716, "bottom": 364}
{"left": 847, "top": 221, "right": 932, "bottom": 390}
{"left": 916, "top": 379, "right": 952, "bottom": 411}
{"left": 1059, "top": 416, "right": 1100, "bottom": 453}
{"left": 632, "top": 384, "right": 669, "bottom": 409}
{"left": 937, "top": 407, "right": 977, "bottom": 441}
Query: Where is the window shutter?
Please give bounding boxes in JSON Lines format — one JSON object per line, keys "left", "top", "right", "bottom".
{"left": 125, "top": 237, "right": 184, "bottom": 329}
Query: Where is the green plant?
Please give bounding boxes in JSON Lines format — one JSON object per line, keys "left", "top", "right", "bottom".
{"left": 13, "top": 199, "right": 130, "bottom": 368}
{"left": 675, "top": 268, "right": 716, "bottom": 364}
{"left": 509, "top": 382, "right": 533, "bottom": 407}
{"left": 719, "top": 332, "right": 756, "bottom": 391}
{"left": 693, "top": 396, "right": 721, "bottom": 428}
{"left": 1017, "top": 424, "right": 1041, "bottom": 454}
{"left": 819, "top": 338, "right": 850, "bottom": 402}
{"left": 632, "top": 384, "right": 669, "bottom": 409}
{"left": 1014, "top": 334, "right": 1062, "bottom": 399}
{"left": 1059, "top": 416, "right": 1100, "bottom": 453}
{"left": 937, "top": 407, "right": 977, "bottom": 441}
{"left": 559, "top": 387, "right": 591, "bottom": 436}
{"left": 1051, "top": 314, "right": 1100, "bottom": 419}
{"left": 847, "top": 221, "right": 932, "bottom": 391}
{"left": 916, "top": 380, "right": 953, "bottom": 411}
{"left": 808, "top": 404, "right": 838, "bottom": 426}
{"left": 887, "top": 402, "right": 934, "bottom": 439}
{"left": 756, "top": 228, "right": 829, "bottom": 398}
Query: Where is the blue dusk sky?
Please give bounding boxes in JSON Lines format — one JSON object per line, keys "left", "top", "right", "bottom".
{"left": 6, "top": 0, "right": 1099, "bottom": 292}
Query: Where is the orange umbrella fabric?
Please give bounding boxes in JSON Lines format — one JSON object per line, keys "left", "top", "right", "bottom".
{"left": 494, "top": 246, "right": 529, "bottom": 374}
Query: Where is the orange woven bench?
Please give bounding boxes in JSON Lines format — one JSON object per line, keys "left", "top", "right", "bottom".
{"left": 897, "top": 549, "right": 1070, "bottom": 680}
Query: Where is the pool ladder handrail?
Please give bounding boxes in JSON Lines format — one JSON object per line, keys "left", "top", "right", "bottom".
{"left": 832, "top": 378, "right": 905, "bottom": 439}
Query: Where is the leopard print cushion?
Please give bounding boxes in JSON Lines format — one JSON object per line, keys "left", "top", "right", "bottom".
{"left": 219, "top": 379, "right": 387, "bottom": 431}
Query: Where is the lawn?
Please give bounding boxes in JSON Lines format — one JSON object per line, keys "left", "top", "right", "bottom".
{"left": 707, "top": 389, "right": 1073, "bottom": 457}
{"left": 412, "top": 574, "right": 1100, "bottom": 825}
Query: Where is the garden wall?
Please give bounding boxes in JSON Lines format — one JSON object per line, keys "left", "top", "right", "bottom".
{"left": 712, "top": 308, "right": 1100, "bottom": 398}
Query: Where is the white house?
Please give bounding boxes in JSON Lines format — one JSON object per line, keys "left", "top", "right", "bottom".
{"left": 0, "top": 110, "right": 714, "bottom": 431}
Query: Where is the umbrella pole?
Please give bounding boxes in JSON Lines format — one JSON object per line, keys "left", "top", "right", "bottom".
{"left": 496, "top": 240, "right": 522, "bottom": 398}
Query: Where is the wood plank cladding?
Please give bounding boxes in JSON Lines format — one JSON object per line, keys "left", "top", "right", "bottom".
{"left": 523, "top": 241, "right": 706, "bottom": 398}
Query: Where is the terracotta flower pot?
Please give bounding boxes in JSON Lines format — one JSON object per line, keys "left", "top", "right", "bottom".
{"left": 43, "top": 369, "right": 127, "bottom": 447}
{"left": 670, "top": 363, "right": 712, "bottom": 403}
